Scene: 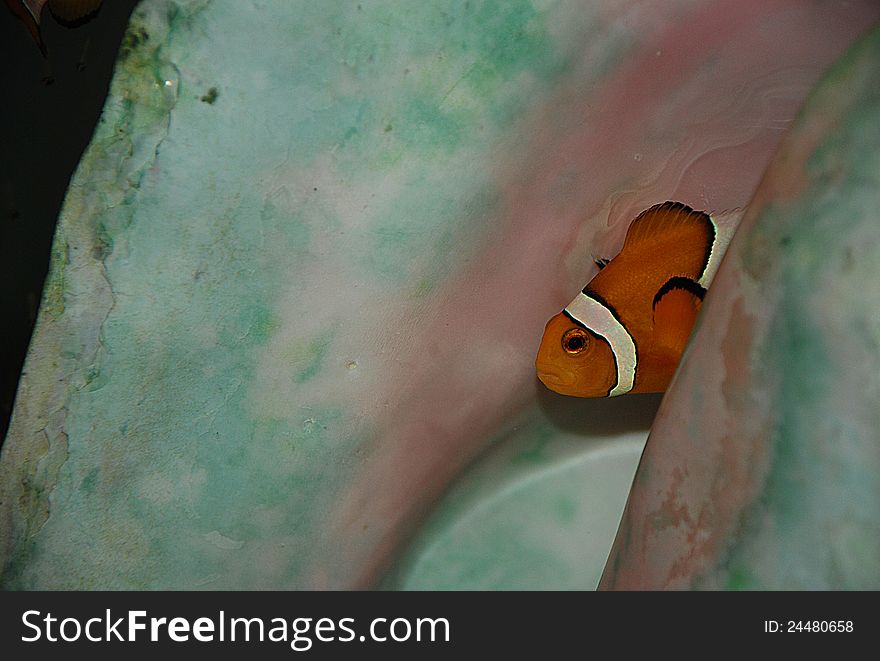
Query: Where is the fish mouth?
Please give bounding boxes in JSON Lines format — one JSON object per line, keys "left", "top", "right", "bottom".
{"left": 536, "top": 368, "right": 575, "bottom": 390}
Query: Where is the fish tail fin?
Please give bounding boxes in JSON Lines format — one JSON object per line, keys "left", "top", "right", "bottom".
{"left": 48, "top": 0, "right": 104, "bottom": 27}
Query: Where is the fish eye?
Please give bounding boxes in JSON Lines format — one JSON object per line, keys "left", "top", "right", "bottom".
{"left": 562, "top": 328, "right": 589, "bottom": 354}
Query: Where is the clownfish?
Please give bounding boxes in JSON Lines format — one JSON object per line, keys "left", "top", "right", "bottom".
{"left": 536, "top": 201, "right": 740, "bottom": 397}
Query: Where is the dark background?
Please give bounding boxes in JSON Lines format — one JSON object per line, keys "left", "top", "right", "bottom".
{"left": 0, "top": 0, "right": 139, "bottom": 444}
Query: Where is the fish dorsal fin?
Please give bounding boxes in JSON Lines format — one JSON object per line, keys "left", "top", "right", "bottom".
{"left": 652, "top": 277, "right": 705, "bottom": 356}
{"left": 622, "top": 201, "right": 715, "bottom": 262}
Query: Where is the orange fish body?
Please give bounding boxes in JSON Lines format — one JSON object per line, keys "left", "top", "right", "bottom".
{"left": 536, "top": 201, "right": 740, "bottom": 397}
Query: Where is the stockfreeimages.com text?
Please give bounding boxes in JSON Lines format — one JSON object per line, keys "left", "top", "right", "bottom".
{"left": 21, "top": 610, "right": 450, "bottom": 651}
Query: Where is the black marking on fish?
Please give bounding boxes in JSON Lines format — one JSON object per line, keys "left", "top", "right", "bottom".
{"left": 652, "top": 276, "right": 707, "bottom": 309}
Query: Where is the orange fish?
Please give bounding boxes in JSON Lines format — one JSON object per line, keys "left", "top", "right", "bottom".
{"left": 536, "top": 201, "right": 740, "bottom": 397}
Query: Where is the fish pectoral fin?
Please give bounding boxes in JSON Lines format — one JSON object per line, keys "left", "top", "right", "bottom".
{"left": 652, "top": 277, "right": 705, "bottom": 356}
